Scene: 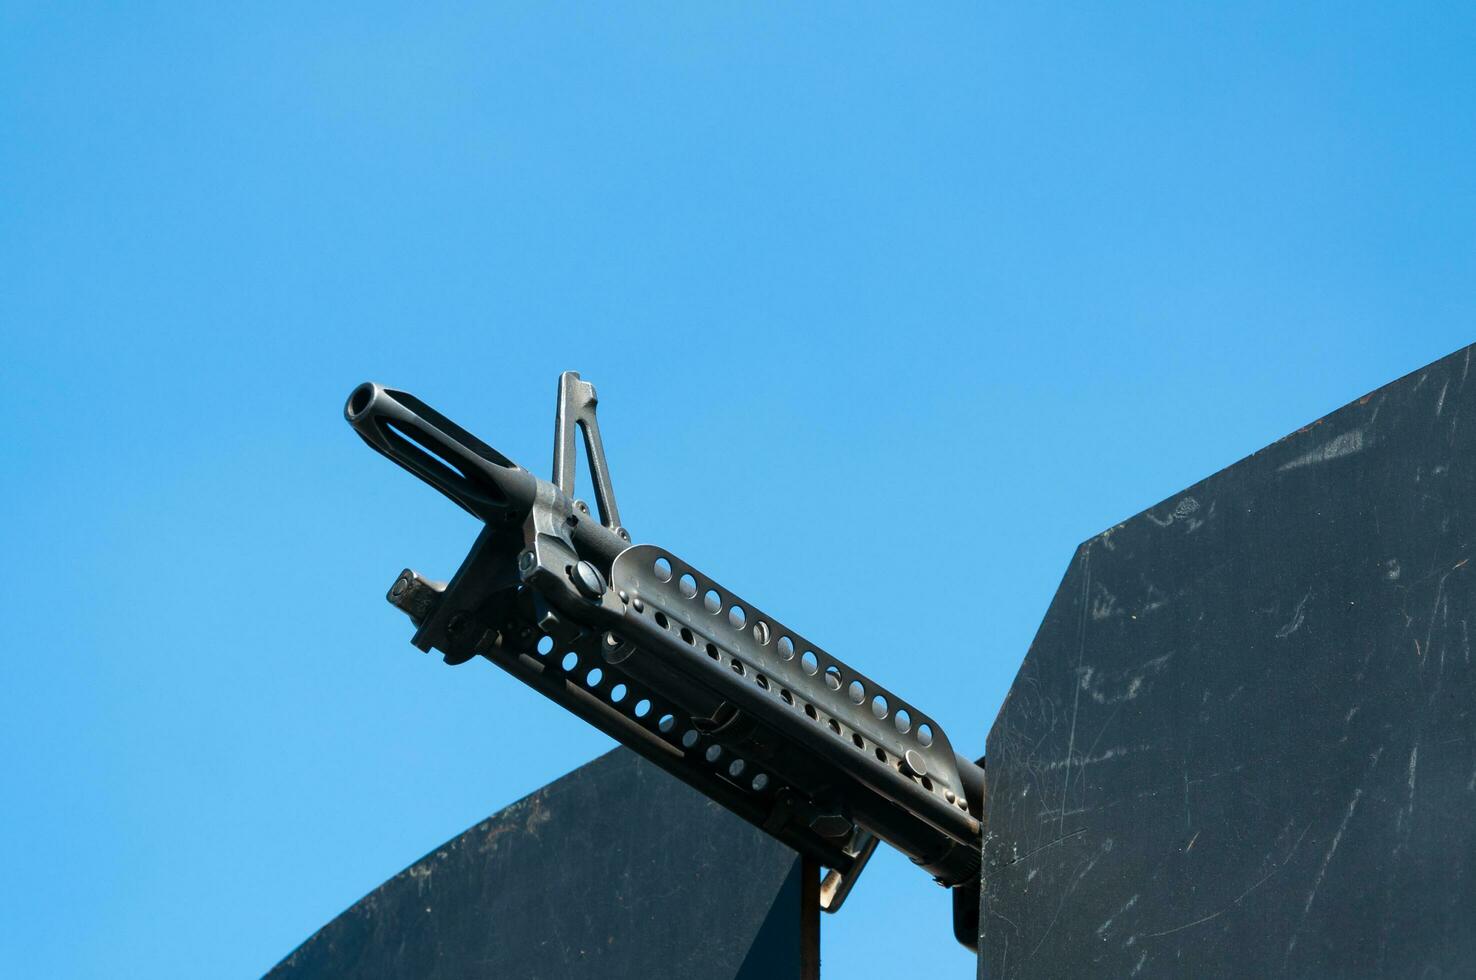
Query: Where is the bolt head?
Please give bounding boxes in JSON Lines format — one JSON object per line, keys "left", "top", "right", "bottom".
{"left": 571, "top": 560, "right": 607, "bottom": 600}
{"left": 809, "top": 813, "right": 853, "bottom": 839}
{"left": 903, "top": 749, "right": 929, "bottom": 777}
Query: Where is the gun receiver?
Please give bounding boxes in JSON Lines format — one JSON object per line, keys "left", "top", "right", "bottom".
{"left": 346, "top": 375, "right": 985, "bottom": 907}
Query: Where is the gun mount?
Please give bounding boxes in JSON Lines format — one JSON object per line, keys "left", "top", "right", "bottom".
{"left": 345, "top": 374, "right": 985, "bottom": 911}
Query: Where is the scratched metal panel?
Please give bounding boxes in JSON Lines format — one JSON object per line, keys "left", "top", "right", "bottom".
{"left": 268, "top": 748, "right": 807, "bottom": 979}
{"left": 981, "top": 344, "right": 1476, "bottom": 977}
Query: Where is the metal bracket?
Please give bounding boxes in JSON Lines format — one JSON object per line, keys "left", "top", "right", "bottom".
{"left": 612, "top": 545, "right": 978, "bottom": 838}
{"left": 553, "top": 371, "right": 626, "bottom": 539}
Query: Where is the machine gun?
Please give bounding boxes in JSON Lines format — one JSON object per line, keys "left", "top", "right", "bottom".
{"left": 345, "top": 374, "right": 985, "bottom": 917}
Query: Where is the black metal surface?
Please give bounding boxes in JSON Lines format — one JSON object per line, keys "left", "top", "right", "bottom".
{"left": 267, "top": 748, "right": 811, "bottom": 979}
{"left": 346, "top": 376, "right": 984, "bottom": 893}
{"left": 980, "top": 344, "right": 1476, "bottom": 976}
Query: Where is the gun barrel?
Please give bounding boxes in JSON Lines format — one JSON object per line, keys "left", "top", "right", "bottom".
{"left": 345, "top": 382, "right": 541, "bottom": 522}
{"left": 346, "top": 383, "right": 629, "bottom": 567}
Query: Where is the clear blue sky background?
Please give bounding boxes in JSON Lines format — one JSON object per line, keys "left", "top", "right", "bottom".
{"left": 3, "top": 4, "right": 1474, "bottom": 977}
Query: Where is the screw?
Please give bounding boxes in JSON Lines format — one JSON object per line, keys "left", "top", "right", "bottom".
{"left": 571, "top": 560, "right": 607, "bottom": 600}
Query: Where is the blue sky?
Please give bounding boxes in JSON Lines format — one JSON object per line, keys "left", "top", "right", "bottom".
{"left": 3, "top": 3, "right": 1474, "bottom": 977}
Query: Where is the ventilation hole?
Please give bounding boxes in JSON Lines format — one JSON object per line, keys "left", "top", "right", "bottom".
{"left": 609, "top": 683, "right": 627, "bottom": 703}
{"left": 777, "top": 636, "right": 795, "bottom": 660}
{"left": 703, "top": 589, "right": 721, "bottom": 614}
{"left": 381, "top": 419, "right": 475, "bottom": 483}
{"left": 875, "top": 748, "right": 888, "bottom": 763}
{"left": 654, "top": 557, "right": 672, "bottom": 581}
{"left": 728, "top": 759, "right": 746, "bottom": 778}
{"left": 680, "top": 627, "right": 694, "bottom": 645}
{"left": 751, "top": 773, "right": 770, "bottom": 792}
{"left": 945, "top": 790, "right": 956, "bottom": 804}
{"left": 780, "top": 689, "right": 794, "bottom": 705}
{"left": 705, "top": 745, "right": 723, "bottom": 763}
{"left": 917, "top": 723, "right": 934, "bottom": 747}
{"left": 561, "top": 652, "right": 579, "bottom": 672}
{"left": 729, "top": 658, "right": 745, "bottom": 676}
{"left": 752, "top": 621, "right": 771, "bottom": 645}
{"left": 848, "top": 679, "right": 865, "bottom": 704}
{"left": 852, "top": 733, "right": 865, "bottom": 749}
{"left": 658, "top": 714, "right": 676, "bottom": 733}
{"left": 681, "top": 730, "right": 700, "bottom": 749}
{"left": 706, "top": 643, "right": 720, "bottom": 661}
{"left": 921, "top": 776, "right": 934, "bottom": 792}
{"left": 801, "top": 651, "right": 819, "bottom": 675}
{"left": 654, "top": 612, "right": 669, "bottom": 629}
{"left": 678, "top": 573, "right": 698, "bottom": 598}
{"left": 586, "top": 667, "right": 603, "bottom": 688}
{"left": 536, "top": 636, "right": 554, "bottom": 655}
{"left": 804, "top": 704, "right": 818, "bottom": 720}
{"left": 823, "top": 664, "right": 842, "bottom": 691}
{"left": 894, "top": 708, "right": 911, "bottom": 734}
{"left": 828, "top": 718, "right": 841, "bottom": 734}
{"left": 756, "top": 674, "right": 770, "bottom": 690}
{"left": 634, "top": 698, "right": 651, "bottom": 718}
{"left": 871, "top": 695, "right": 889, "bottom": 720}
{"left": 728, "top": 605, "right": 747, "bottom": 629}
